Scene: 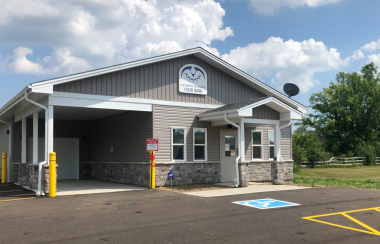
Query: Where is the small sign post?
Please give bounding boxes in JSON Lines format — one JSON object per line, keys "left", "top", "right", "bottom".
{"left": 168, "top": 171, "right": 175, "bottom": 188}
{"left": 147, "top": 139, "right": 159, "bottom": 189}
{"left": 146, "top": 139, "right": 159, "bottom": 152}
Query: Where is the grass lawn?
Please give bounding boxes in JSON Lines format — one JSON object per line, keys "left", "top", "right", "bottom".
{"left": 293, "top": 165, "right": 380, "bottom": 189}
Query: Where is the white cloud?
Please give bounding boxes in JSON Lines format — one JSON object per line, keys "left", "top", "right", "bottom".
{"left": 350, "top": 50, "right": 364, "bottom": 60}
{"left": 8, "top": 46, "right": 91, "bottom": 75}
{"left": 352, "top": 39, "right": 380, "bottom": 68}
{"left": 9, "top": 47, "right": 46, "bottom": 74}
{"left": 245, "top": 0, "right": 343, "bottom": 14}
{"left": 0, "top": 0, "right": 233, "bottom": 75}
{"left": 361, "top": 39, "right": 380, "bottom": 52}
{"left": 367, "top": 53, "right": 380, "bottom": 68}
{"left": 221, "top": 37, "right": 348, "bottom": 92}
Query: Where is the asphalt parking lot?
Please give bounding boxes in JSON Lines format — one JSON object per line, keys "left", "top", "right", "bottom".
{"left": 0, "top": 184, "right": 380, "bottom": 244}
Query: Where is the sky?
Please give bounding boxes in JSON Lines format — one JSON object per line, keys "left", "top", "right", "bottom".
{"left": 1, "top": 0, "right": 380, "bottom": 109}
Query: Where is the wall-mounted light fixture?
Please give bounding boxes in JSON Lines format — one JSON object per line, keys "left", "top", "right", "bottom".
{"left": 6, "top": 130, "right": 9, "bottom": 134}
{"left": 227, "top": 124, "right": 232, "bottom": 129}
{"left": 82, "top": 136, "right": 87, "bottom": 141}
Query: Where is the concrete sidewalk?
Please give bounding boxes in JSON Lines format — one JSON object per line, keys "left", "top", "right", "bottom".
{"left": 184, "top": 182, "right": 310, "bottom": 197}
{"left": 56, "top": 180, "right": 147, "bottom": 196}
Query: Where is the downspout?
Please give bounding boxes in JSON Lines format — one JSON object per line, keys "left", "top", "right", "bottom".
{"left": 24, "top": 91, "right": 48, "bottom": 197}
{"left": 223, "top": 113, "right": 240, "bottom": 188}
{"left": 0, "top": 120, "right": 11, "bottom": 183}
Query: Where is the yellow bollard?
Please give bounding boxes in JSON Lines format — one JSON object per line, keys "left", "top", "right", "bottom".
{"left": 152, "top": 151, "right": 155, "bottom": 189}
{"left": 149, "top": 151, "right": 152, "bottom": 188}
{"left": 1, "top": 153, "right": 6, "bottom": 184}
{"left": 49, "top": 152, "right": 56, "bottom": 197}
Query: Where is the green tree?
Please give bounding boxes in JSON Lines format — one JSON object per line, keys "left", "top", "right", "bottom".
{"left": 292, "top": 124, "right": 325, "bottom": 167}
{"left": 305, "top": 63, "right": 380, "bottom": 156}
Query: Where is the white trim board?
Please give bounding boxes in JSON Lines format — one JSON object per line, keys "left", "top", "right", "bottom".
{"left": 50, "top": 92, "right": 223, "bottom": 110}
{"left": 49, "top": 96, "right": 152, "bottom": 112}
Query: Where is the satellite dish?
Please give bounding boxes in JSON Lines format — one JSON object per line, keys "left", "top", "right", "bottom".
{"left": 283, "top": 83, "right": 299, "bottom": 97}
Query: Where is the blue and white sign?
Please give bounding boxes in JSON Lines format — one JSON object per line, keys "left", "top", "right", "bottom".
{"left": 233, "top": 198, "right": 300, "bottom": 209}
{"left": 179, "top": 64, "right": 207, "bottom": 95}
{"left": 168, "top": 171, "right": 175, "bottom": 179}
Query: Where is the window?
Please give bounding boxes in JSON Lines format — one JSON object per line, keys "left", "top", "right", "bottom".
{"left": 269, "top": 131, "right": 274, "bottom": 160}
{"left": 193, "top": 128, "right": 207, "bottom": 161}
{"left": 252, "top": 130, "right": 262, "bottom": 160}
{"left": 172, "top": 128, "right": 186, "bottom": 161}
{"left": 224, "top": 135, "right": 236, "bottom": 157}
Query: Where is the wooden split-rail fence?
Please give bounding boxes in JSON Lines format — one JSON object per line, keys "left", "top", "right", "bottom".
{"left": 301, "top": 157, "right": 380, "bottom": 167}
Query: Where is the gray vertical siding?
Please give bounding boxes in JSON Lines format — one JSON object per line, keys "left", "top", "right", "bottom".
{"left": 244, "top": 122, "right": 292, "bottom": 161}
{"left": 12, "top": 122, "right": 21, "bottom": 162}
{"left": 251, "top": 105, "right": 280, "bottom": 120}
{"left": 91, "top": 111, "right": 152, "bottom": 162}
{"left": 153, "top": 105, "right": 220, "bottom": 162}
{"left": 0, "top": 124, "right": 9, "bottom": 156}
{"left": 54, "top": 55, "right": 266, "bottom": 105}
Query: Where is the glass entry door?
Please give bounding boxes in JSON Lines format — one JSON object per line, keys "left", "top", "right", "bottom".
{"left": 220, "top": 130, "right": 238, "bottom": 183}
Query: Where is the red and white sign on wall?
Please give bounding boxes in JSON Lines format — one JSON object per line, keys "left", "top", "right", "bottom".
{"left": 146, "top": 138, "right": 159, "bottom": 152}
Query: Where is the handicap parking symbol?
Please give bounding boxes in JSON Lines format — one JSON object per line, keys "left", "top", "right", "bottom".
{"left": 233, "top": 198, "right": 300, "bottom": 209}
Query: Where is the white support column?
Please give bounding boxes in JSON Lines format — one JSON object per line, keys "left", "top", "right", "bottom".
{"left": 240, "top": 119, "right": 245, "bottom": 162}
{"left": 21, "top": 117, "right": 27, "bottom": 163}
{"left": 33, "top": 112, "right": 38, "bottom": 164}
{"left": 274, "top": 123, "right": 282, "bottom": 161}
{"left": 47, "top": 106, "right": 54, "bottom": 157}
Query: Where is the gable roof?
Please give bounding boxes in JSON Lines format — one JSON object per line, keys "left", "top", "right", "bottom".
{"left": 29, "top": 47, "right": 307, "bottom": 112}
{"left": 0, "top": 47, "right": 307, "bottom": 119}
{"left": 197, "top": 96, "right": 303, "bottom": 121}
{"left": 201, "top": 97, "right": 269, "bottom": 115}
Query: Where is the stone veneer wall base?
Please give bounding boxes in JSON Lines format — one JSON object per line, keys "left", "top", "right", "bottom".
{"left": 79, "top": 162, "right": 221, "bottom": 187}
{"left": 10, "top": 163, "right": 56, "bottom": 196}
{"left": 238, "top": 161, "right": 293, "bottom": 186}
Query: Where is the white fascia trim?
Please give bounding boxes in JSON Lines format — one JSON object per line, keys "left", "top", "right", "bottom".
{"left": 297, "top": 106, "right": 308, "bottom": 114}
{"left": 242, "top": 118, "right": 280, "bottom": 125}
{"left": 51, "top": 92, "right": 222, "bottom": 109}
{"left": 211, "top": 119, "right": 240, "bottom": 126}
{"left": 238, "top": 97, "right": 302, "bottom": 116}
{"left": 31, "top": 85, "right": 54, "bottom": 94}
{"left": 49, "top": 96, "right": 152, "bottom": 112}
{"left": 199, "top": 112, "right": 240, "bottom": 121}
{"left": 0, "top": 87, "right": 29, "bottom": 118}
{"left": 198, "top": 108, "right": 237, "bottom": 118}
{"left": 280, "top": 111, "right": 302, "bottom": 121}
{"left": 29, "top": 47, "right": 307, "bottom": 111}
{"left": 198, "top": 97, "right": 303, "bottom": 119}
{"left": 14, "top": 99, "right": 47, "bottom": 122}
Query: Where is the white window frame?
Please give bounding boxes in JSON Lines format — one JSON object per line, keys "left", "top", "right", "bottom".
{"left": 251, "top": 130, "right": 263, "bottom": 161}
{"left": 193, "top": 128, "right": 207, "bottom": 162}
{"left": 268, "top": 130, "right": 274, "bottom": 160}
{"left": 171, "top": 127, "right": 187, "bottom": 162}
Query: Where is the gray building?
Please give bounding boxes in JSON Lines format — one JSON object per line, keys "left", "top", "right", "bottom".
{"left": 0, "top": 48, "right": 307, "bottom": 195}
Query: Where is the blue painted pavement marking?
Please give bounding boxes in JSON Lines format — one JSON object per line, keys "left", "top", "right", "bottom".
{"left": 232, "top": 198, "right": 300, "bottom": 209}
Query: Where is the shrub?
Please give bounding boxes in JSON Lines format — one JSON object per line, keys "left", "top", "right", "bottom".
{"left": 293, "top": 144, "right": 307, "bottom": 166}
{"left": 293, "top": 163, "right": 301, "bottom": 173}
{"left": 355, "top": 143, "right": 377, "bottom": 165}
